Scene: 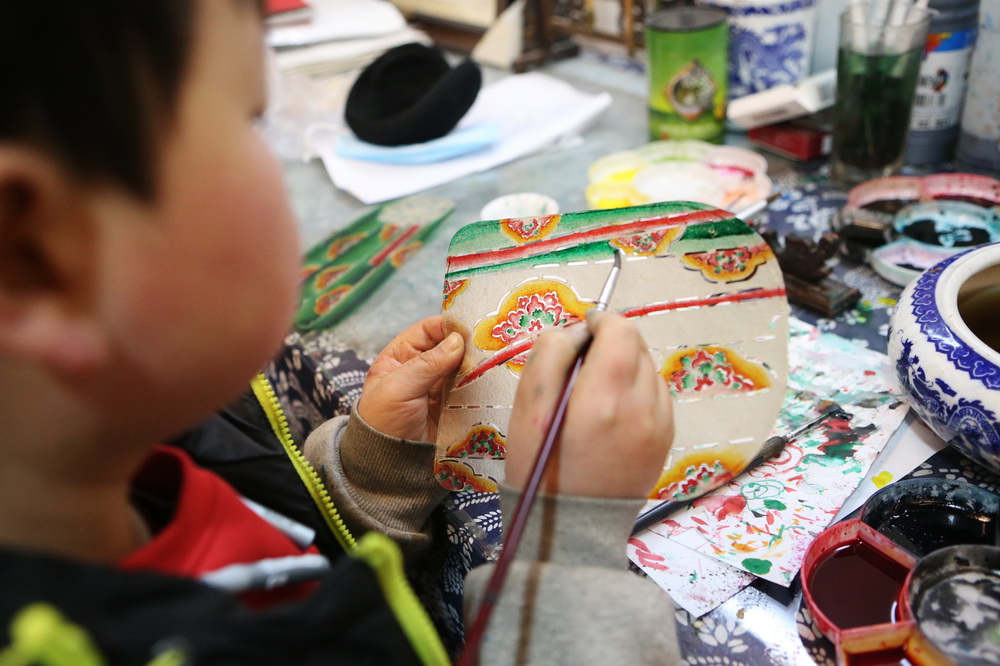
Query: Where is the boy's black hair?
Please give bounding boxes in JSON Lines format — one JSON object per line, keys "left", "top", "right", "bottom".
{"left": 1, "top": 2, "right": 206, "bottom": 200}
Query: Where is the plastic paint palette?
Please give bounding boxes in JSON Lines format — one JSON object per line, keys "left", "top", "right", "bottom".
{"left": 584, "top": 140, "right": 772, "bottom": 211}
{"left": 801, "top": 479, "right": 1000, "bottom": 665}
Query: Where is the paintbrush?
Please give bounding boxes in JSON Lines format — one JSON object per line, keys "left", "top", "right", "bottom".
{"left": 735, "top": 191, "right": 782, "bottom": 222}
{"left": 458, "top": 250, "right": 624, "bottom": 666}
{"left": 631, "top": 404, "right": 853, "bottom": 536}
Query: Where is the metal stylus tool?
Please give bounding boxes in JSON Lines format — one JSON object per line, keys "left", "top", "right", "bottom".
{"left": 632, "top": 404, "right": 853, "bottom": 535}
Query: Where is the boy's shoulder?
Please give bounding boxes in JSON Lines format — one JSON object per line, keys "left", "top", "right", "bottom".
{"left": 170, "top": 387, "right": 350, "bottom": 561}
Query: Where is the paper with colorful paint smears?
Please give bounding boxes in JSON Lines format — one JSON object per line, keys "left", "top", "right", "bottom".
{"left": 627, "top": 318, "right": 909, "bottom": 617}
{"left": 435, "top": 200, "right": 789, "bottom": 496}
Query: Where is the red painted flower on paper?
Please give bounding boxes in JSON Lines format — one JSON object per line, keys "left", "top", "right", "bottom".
{"left": 442, "top": 279, "right": 469, "bottom": 310}
{"left": 499, "top": 214, "right": 560, "bottom": 244}
{"left": 660, "top": 346, "right": 771, "bottom": 397}
{"left": 491, "top": 291, "right": 577, "bottom": 344}
{"left": 649, "top": 449, "right": 745, "bottom": 501}
{"left": 445, "top": 424, "right": 506, "bottom": 459}
{"left": 681, "top": 243, "right": 773, "bottom": 282}
{"left": 473, "top": 279, "right": 592, "bottom": 375}
{"left": 656, "top": 460, "right": 729, "bottom": 501}
{"left": 434, "top": 460, "right": 497, "bottom": 493}
{"left": 610, "top": 226, "right": 683, "bottom": 256}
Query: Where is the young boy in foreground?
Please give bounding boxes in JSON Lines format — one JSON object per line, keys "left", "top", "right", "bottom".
{"left": 0, "top": 1, "right": 679, "bottom": 664}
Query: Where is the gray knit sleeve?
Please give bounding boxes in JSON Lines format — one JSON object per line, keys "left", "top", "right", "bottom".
{"left": 464, "top": 486, "right": 681, "bottom": 665}
{"left": 302, "top": 410, "right": 447, "bottom": 556}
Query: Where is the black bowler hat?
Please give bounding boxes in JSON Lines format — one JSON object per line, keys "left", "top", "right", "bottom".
{"left": 345, "top": 42, "right": 482, "bottom": 147}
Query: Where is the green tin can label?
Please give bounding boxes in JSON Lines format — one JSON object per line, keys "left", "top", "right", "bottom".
{"left": 647, "top": 7, "right": 729, "bottom": 143}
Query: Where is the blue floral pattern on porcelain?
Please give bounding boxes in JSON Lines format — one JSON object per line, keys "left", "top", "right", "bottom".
{"left": 728, "top": 23, "right": 809, "bottom": 96}
{"left": 702, "top": 0, "right": 817, "bottom": 98}
{"left": 888, "top": 243, "right": 1000, "bottom": 475}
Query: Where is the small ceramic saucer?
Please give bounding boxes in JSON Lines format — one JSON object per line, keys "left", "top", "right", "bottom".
{"left": 871, "top": 239, "right": 957, "bottom": 287}
{"left": 479, "top": 193, "right": 559, "bottom": 221}
{"left": 899, "top": 544, "right": 1000, "bottom": 666}
{"left": 893, "top": 200, "right": 1000, "bottom": 250}
{"left": 868, "top": 201, "right": 1000, "bottom": 287}
{"left": 860, "top": 478, "right": 1000, "bottom": 558}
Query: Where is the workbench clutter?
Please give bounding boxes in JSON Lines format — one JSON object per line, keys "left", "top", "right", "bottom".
{"left": 832, "top": 172, "right": 1000, "bottom": 287}
{"left": 696, "top": 0, "right": 821, "bottom": 99}
{"left": 800, "top": 479, "right": 1000, "bottom": 664}
{"left": 830, "top": 0, "right": 936, "bottom": 184}
{"left": 726, "top": 0, "right": 998, "bottom": 175}
{"left": 630, "top": 317, "right": 909, "bottom": 616}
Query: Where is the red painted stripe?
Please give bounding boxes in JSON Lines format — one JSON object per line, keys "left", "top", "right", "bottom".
{"left": 457, "top": 337, "right": 534, "bottom": 388}
{"left": 455, "top": 286, "right": 786, "bottom": 388}
{"left": 618, "top": 287, "right": 787, "bottom": 318}
{"left": 370, "top": 225, "right": 420, "bottom": 265}
{"left": 448, "top": 209, "right": 730, "bottom": 271}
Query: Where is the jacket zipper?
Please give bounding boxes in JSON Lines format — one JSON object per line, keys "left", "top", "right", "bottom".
{"left": 353, "top": 533, "right": 451, "bottom": 666}
{"left": 249, "top": 374, "right": 450, "bottom": 666}
{"left": 250, "top": 374, "right": 356, "bottom": 552}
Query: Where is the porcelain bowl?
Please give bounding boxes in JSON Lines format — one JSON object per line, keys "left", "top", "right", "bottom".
{"left": 888, "top": 242, "right": 1000, "bottom": 475}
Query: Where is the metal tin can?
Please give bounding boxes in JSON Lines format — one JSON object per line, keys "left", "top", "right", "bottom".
{"left": 646, "top": 7, "right": 729, "bottom": 143}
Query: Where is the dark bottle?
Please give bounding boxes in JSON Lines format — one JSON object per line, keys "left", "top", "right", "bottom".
{"left": 904, "top": 0, "right": 981, "bottom": 168}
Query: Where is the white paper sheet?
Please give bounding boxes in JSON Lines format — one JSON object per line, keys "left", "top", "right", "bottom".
{"left": 268, "top": 0, "right": 407, "bottom": 48}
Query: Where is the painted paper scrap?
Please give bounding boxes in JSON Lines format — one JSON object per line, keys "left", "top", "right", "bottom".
{"left": 629, "top": 317, "right": 909, "bottom": 614}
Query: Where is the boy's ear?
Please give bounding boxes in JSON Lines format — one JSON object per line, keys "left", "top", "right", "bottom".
{"left": 0, "top": 145, "right": 108, "bottom": 378}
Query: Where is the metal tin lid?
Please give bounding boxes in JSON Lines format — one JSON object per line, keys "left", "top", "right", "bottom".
{"left": 646, "top": 6, "right": 728, "bottom": 32}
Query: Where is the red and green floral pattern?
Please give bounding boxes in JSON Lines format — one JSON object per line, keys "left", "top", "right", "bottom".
{"left": 445, "top": 424, "right": 506, "bottom": 459}
{"left": 491, "top": 291, "right": 579, "bottom": 344}
{"left": 434, "top": 460, "right": 497, "bottom": 493}
{"left": 499, "top": 215, "right": 560, "bottom": 244}
{"left": 656, "top": 460, "right": 729, "bottom": 501}
{"left": 610, "top": 227, "right": 682, "bottom": 256}
{"left": 665, "top": 347, "right": 765, "bottom": 395}
{"left": 314, "top": 265, "right": 349, "bottom": 291}
{"left": 681, "top": 243, "right": 771, "bottom": 282}
{"left": 314, "top": 285, "right": 350, "bottom": 315}
{"left": 325, "top": 233, "right": 366, "bottom": 260}
{"left": 442, "top": 279, "right": 469, "bottom": 310}
{"left": 389, "top": 241, "right": 422, "bottom": 268}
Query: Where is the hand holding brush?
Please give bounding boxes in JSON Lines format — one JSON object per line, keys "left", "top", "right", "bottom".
{"left": 458, "top": 253, "right": 676, "bottom": 664}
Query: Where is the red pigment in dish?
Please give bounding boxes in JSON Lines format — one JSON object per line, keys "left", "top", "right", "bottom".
{"left": 808, "top": 541, "right": 908, "bottom": 629}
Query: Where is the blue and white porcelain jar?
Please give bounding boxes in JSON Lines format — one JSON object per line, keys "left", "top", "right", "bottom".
{"left": 696, "top": 0, "right": 819, "bottom": 98}
{"left": 888, "top": 242, "right": 1000, "bottom": 474}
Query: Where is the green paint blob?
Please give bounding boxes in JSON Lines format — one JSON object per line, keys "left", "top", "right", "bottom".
{"left": 742, "top": 558, "right": 772, "bottom": 575}
{"left": 763, "top": 499, "right": 787, "bottom": 510}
